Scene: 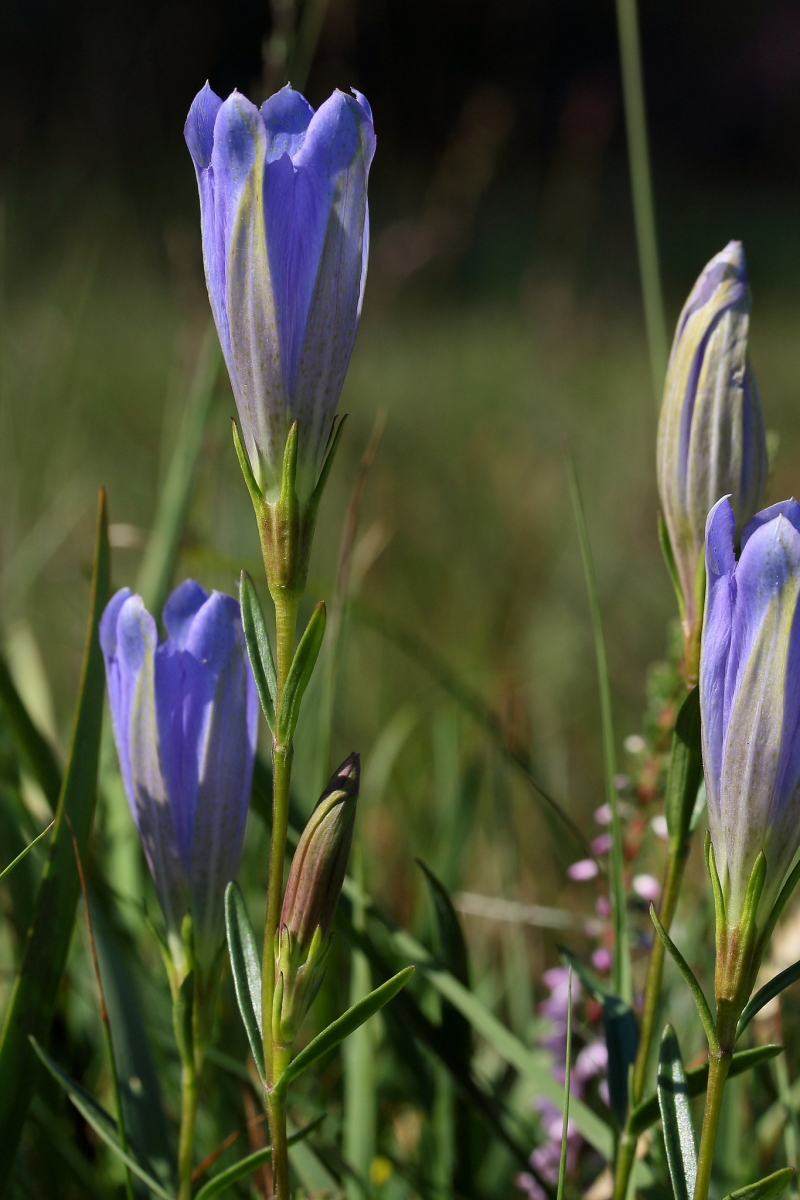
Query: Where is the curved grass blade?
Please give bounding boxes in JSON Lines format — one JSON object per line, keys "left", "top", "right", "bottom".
{"left": 136, "top": 327, "right": 220, "bottom": 614}
{"left": 194, "top": 1117, "right": 324, "bottom": 1200}
{"left": 0, "top": 490, "right": 110, "bottom": 1188}
{"left": 275, "top": 967, "right": 414, "bottom": 1098}
{"left": 30, "top": 1038, "right": 174, "bottom": 1200}
{"left": 351, "top": 600, "right": 592, "bottom": 859}
{"left": 657, "top": 1025, "right": 696, "bottom": 1200}
{"left": 0, "top": 818, "right": 54, "bottom": 882}
{"left": 225, "top": 881, "right": 265, "bottom": 1082}
{"left": 0, "top": 654, "right": 61, "bottom": 809}
{"left": 239, "top": 571, "right": 277, "bottom": 733}
{"left": 556, "top": 970, "right": 573, "bottom": 1200}
{"left": 738, "top": 960, "right": 800, "bottom": 1042}
{"left": 629, "top": 1044, "right": 783, "bottom": 1137}
{"left": 725, "top": 1169, "right": 796, "bottom": 1200}
{"left": 564, "top": 444, "right": 630, "bottom": 1004}
{"left": 418, "top": 860, "right": 471, "bottom": 1063}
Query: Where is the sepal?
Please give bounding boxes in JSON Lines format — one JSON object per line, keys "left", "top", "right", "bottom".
{"left": 272, "top": 923, "right": 332, "bottom": 1047}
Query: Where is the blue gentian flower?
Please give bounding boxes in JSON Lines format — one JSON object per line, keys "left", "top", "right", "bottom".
{"left": 701, "top": 497, "right": 800, "bottom": 927}
{"left": 100, "top": 580, "right": 258, "bottom": 972}
{"left": 185, "top": 82, "right": 375, "bottom": 504}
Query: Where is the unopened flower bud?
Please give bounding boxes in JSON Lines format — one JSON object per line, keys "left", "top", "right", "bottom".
{"left": 657, "top": 241, "right": 767, "bottom": 682}
{"left": 281, "top": 752, "right": 360, "bottom": 948}
{"left": 273, "top": 753, "right": 359, "bottom": 1046}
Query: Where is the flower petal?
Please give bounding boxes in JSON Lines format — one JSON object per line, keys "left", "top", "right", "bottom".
{"left": 162, "top": 578, "right": 210, "bottom": 649}
{"left": 260, "top": 83, "right": 315, "bottom": 163}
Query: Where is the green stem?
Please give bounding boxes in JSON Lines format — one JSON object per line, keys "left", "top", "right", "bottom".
{"left": 262, "top": 588, "right": 299, "bottom": 1200}
{"left": 693, "top": 1052, "right": 731, "bottom": 1200}
{"left": 177, "top": 1064, "right": 199, "bottom": 1200}
{"left": 613, "top": 839, "right": 689, "bottom": 1200}
{"left": 615, "top": 0, "right": 669, "bottom": 405}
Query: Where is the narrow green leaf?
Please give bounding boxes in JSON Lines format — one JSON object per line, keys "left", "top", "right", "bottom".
{"left": 564, "top": 445, "right": 631, "bottom": 1004}
{"left": 240, "top": 571, "right": 277, "bottom": 733}
{"left": 275, "top": 966, "right": 414, "bottom": 1097}
{"left": 629, "top": 1044, "right": 783, "bottom": 1137}
{"left": 650, "top": 904, "right": 718, "bottom": 1053}
{"left": 556, "top": 970, "right": 573, "bottom": 1200}
{"left": 0, "top": 653, "right": 62, "bottom": 808}
{"left": 657, "top": 1025, "right": 697, "bottom": 1200}
{"left": 224, "top": 881, "right": 265, "bottom": 1082}
{"left": 725, "top": 1169, "right": 796, "bottom": 1200}
{"left": 739, "top": 959, "right": 800, "bottom": 1041}
{"left": 277, "top": 601, "right": 326, "bottom": 743}
{"left": 0, "top": 819, "right": 54, "bottom": 882}
{"left": 0, "top": 490, "right": 110, "bottom": 1188}
{"left": 30, "top": 1038, "right": 174, "bottom": 1200}
{"left": 231, "top": 418, "right": 263, "bottom": 510}
{"left": 194, "top": 1117, "right": 324, "bottom": 1200}
{"left": 418, "top": 860, "right": 471, "bottom": 1064}
{"left": 664, "top": 687, "right": 703, "bottom": 845}
{"left": 658, "top": 512, "right": 687, "bottom": 623}
{"left": 136, "top": 328, "right": 220, "bottom": 614}
{"left": 172, "top": 972, "right": 194, "bottom": 1070}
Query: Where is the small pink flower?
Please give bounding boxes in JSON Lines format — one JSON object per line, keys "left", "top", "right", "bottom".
{"left": 591, "top": 833, "right": 612, "bottom": 855}
{"left": 651, "top": 814, "right": 669, "bottom": 841}
{"left": 592, "top": 947, "right": 612, "bottom": 972}
{"left": 567, "top": 858, "right": 598, "bottom": 881}
{"left": 633, "top": 874, "right": 661, "bottom": 903}
{"left": 595, "top": 895, "right": 611, "bottom": 917}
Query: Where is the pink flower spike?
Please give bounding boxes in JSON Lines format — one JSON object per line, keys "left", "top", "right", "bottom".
{"left": 567, "top": 859, "right": 598, "bottom": 881}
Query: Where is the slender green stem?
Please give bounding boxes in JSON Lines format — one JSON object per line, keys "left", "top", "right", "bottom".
{"left": 613, "top": 839, "right": 690, "bottom": 1200}
{"left": 261, "top": 588, "right": 299, "bottom": 1200}
{"left": 177, "top": 1064, "right": 199, "bottom": 1200}
{"left": 693, "top": 1052, "right": 731, "bottom": 1200}
{"left": 615, "top": 0, "right": 668, "bottom": 405}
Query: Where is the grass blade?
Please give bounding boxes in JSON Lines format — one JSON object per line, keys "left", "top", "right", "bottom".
{"left": 0, "top": 489, "right": 110, "bottom": 1187}
{"left": 564, "top": 444, "right": 631, "bottom": 1004}
{"left": 136, "top": 326, "right": 220, "bottom": 614}
{"left": 657, "top": 1025, "right": 697, "bottom": 1200}
{"left": 30, "top": 1038, "right": 174, "bottom": 1200}
{"left": 275, "top": 967, "right": 414, "bottom": 1097}
{"left": 0, "top": 818, "right": 53, "bottom": 882}
{"left": 614, "top": 0, "right": 668, "bottom": 402}
{"left": 194, "top": 1118, "right": 324, "bottom": 1200}
{"left": 0, "top": 653, "right": 61, "bottom": 808}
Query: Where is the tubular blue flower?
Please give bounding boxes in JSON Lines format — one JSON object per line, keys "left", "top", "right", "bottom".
{"left": 700, "top": 497, "right": 800, "bottom": 930}
{"left": 657, "top": 242, "right": 767, "bottom": 678}
{"left": 185, "top": 81, "right": 375, "bottom": 506}
{"left": 100, "top": 580, "right": 258, "bottom": 974}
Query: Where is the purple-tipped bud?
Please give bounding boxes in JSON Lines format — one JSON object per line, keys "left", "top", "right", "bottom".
{"left": 100, "top": 581, "right": 258, "bottom": 975}
{"left": 657, "top": 242, "right": 768, "bottom": 677}
{"left": 184, "top": 83, "right": 375, "bottom": 504}
{"left": 281, "top": 753, "right": 359, "bottom": 948}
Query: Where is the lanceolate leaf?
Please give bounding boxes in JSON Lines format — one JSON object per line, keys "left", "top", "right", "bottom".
{"left": 418, "top": 860, "right": 471, "bottom": 1064}
{"left": 629, "top": 1044, "right": 783, "bottom": 1137}
{"left": 194, "top": 1117, "right": 324, "bottom": 1200}
{"left": 275, "top": 967, "right": 414, "bottom": 1097}
{"left": 664, "top": 686, "right": 703, "bottom": 846}
{"left": 738, "top": 959, "right": 800, "bottom": 1041}
{"left": 30, "top": 1038, "right": 173, "bottom": 1200}
{"left": 724, "top": 1169, "right": 796, "bottom": 1200}
{"left": 0, "top": 819, "right": 54, "bottom": 883}
{"left": 0, "top": 491, "right": 110, "bottom": 1189}
{"left": 657, "top": 1025, "right": 697, "bottom": 1200}
{"left": 278, "top": 602, "right": 327, "bottom": 743}
{"left": 225, "top": 881, "right": 265, "bottom": 1082}
{"left": 240, "top": 571, "right": 277, "bottom": 733}
{"left": 556, "top": 971, "right": 573, "bottom": 1200}
{"left": 0, "top": 653, "right": 62, "bottom": 809}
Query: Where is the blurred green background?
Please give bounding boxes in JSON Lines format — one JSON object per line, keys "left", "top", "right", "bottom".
{"left": 3, "top": 1, "right": 800, "bottom": 1195}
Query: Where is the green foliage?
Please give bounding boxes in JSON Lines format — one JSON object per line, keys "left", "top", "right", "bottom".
{"left": 657, "top": 1025, "right": 697, "bottom": 1200}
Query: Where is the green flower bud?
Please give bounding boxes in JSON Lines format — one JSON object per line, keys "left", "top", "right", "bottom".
{"left": 273, "top": 753, "right": 359, "bottom": 1046}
